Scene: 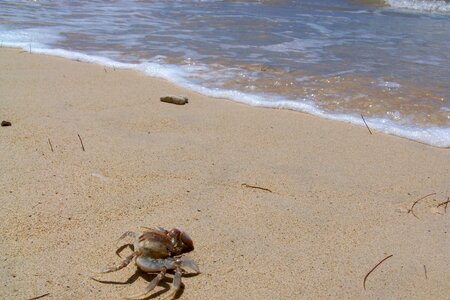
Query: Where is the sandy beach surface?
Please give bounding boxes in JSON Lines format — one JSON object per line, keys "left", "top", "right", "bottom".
{"left": 1, "top": 48, "right": 449, "bottom": 300}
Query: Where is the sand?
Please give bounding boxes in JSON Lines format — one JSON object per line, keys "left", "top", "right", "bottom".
{"left": 0, "top": 48, "right": 449, "bottom": 299}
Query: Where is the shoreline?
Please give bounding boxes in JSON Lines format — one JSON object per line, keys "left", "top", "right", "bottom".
{"left": 1, "top": 47, "right": 449, "bottom": 299}
{"left": 2, "top": 45, "right": 448, "bottom": 148}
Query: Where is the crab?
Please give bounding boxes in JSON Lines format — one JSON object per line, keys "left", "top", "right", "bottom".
{"left": 96, "top": 227, "right": 200, "bottom": 300}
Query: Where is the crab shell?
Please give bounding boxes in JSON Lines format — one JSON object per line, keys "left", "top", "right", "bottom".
{"left": 139, "top": 226, "right": 194, "bottom": 258}
{"left": 138, "top": 230, "right": 174, "bottom": 258}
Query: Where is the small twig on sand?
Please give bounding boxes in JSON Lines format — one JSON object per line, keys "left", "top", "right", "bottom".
{"left": 437, "top": 197, "right": 449, "bottom": 213}
{"left": 77, "top": 134, "right": 85, "bottom": 151}
{"left": 241, "top": 183, "right": 272, "bottom": 193}
{"left": 363, "top": 254, "right": 393, "bottom": 290}
{"left": 26, "top": 293, "right": 50, "bottom": 300}
{"left": 361, "top": 114, "right": 373, "bottom": 135}
{"left": 408, "top": 193, "right": 436, "bottom": 218}
{"left": 423, "top": 265, "right": 428, "bottom": 279}
{"left": 48, "top": 138, "right": 54, "bottom": 152}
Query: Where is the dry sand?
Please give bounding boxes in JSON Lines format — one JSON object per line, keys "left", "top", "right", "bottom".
{"left": 0, "top": 48, "right": 449, "bottom": 299}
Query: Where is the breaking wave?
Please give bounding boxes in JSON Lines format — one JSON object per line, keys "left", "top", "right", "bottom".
{"left": 384, "top": 0, "right": 450, "bottom": 12}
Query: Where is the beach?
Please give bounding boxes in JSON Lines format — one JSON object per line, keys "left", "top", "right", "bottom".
{"left": 1, "top": 48, "right": 449, "bottom": 299}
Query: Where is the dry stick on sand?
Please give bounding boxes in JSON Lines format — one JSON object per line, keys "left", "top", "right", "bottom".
{"left": 241, "top": 183, "right": 272, "bottom": 193}
{"left": 423, "top": 265, "right": 428, "bottom": 279}
{"left": 26, "top": 293, "right": 50, "bottom": 300}
{"left": 437, "top": 197, "right": 450, "bottom": 213}
{"left": 363, "top": 254, "right": 393, "bottom": 290}
{"left": 360, "top": 114, "right": 373, "bottom": 135}
{"left": 408, "top": 192, "right": 436, "bottom": 218}
{"left": 48, "top": 138, "right": 54, "bottom": 152}
{"left": 77, "top": 134, "right": 85, "bottom": 151}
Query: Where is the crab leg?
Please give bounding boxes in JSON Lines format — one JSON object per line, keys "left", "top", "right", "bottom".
{"left": 124, "top": 267, "right": 167, "bottom": 300}
{"left": 117, "top": 231, "right": 139, "bottom": 251}
{"left": 140, "top": 226, "right": 168, "bottom": 234}
{"left": 162, "top": 260, "right": 183, "bottom": 300}
{"left": 98, "top": 251, "right": 137, "bottom": 273}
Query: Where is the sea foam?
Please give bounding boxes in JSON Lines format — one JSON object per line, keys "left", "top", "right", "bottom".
{"left": 385, "top": 0, "right": 450, "bottom": 12}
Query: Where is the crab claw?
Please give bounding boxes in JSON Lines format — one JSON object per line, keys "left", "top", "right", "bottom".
{"left": 179, "top": 256, "right": 200, "bottom": 274}
{"left": 169, "top": 227, "right": 194, "bottom": 255}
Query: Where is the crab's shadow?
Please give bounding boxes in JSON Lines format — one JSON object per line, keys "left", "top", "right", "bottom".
{"left": 91, "top": 267, "right": 198, "bottom": 299}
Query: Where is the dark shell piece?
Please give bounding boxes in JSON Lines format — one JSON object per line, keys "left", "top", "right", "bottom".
{"left": 160, "top": 95, "right": 189, "bottom": 105}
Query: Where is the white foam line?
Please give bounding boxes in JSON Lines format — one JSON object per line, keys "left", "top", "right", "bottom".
{"left": 384, "top": 0, "right": 450, "bottom": 12}
{"left": 3, "top": 42, "right": 449, "bottom": 148}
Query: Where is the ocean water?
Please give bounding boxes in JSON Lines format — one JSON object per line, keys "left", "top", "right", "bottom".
{"left": 1, "top": 0, "right": 449, "bottom": 147}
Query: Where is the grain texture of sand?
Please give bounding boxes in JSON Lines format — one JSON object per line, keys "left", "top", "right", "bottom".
{"left": 1, "top": 48, "right": 449, "bottom": 299}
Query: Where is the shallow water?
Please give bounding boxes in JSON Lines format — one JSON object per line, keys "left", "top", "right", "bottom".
{"left": 1, "top": 0, "right": 449, "bottom": 146}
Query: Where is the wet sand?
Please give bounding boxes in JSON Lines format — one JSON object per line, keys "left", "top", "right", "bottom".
{"left": 1, "top": 48, "right": 449, "bottom": 299}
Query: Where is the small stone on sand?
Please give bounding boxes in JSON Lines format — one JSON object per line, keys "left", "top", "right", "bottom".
{"left": 1, "top": 120, "right": 11, "bottom": 127}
